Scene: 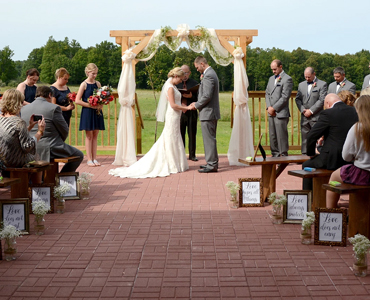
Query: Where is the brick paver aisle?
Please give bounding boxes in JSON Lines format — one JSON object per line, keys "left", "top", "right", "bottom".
{"left": 1, "top": 156, "right": 370, "bottom": 299}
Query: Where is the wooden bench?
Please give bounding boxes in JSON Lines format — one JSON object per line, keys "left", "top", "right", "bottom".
{"left": 6, "top": 165, "right": 51, "bottom": 198}
{"left": 288, "top": 169, "right": 333, "bottom": 210}
{"left": 44, "top": 156, "right": 81, "bottom": 184}
{"left": 322, "top": 183, "right": 370, "bottom": 239}
{"left": 239, "top": 155, "right": 309, "bottom": 201}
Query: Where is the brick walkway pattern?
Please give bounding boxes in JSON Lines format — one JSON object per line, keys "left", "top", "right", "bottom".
{"left": 1, "top": 156, "right": 370, "bottom": 299}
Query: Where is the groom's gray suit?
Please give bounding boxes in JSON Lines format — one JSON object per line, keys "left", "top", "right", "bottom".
{"left": 295, "top": 77, "right": 327, "bottom": 154}
{"left": 195, "top": 67, "right": 220, "bottom": 170}
{"left": 265, "top": 71, "right": 293, "bottom": 157}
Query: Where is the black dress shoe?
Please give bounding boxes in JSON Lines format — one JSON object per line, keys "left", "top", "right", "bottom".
{"left": 200, "top": 165, "right": 208, "bottom": 169}
{"left": 198, "top": 168, "right": 217, "bottom": 173}
{"left": 190, "top": 157, "right": 198, "bottom": 161}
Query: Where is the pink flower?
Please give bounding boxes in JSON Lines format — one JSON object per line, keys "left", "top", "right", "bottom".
{"left": 312, "top": 82, "right": 317, "bottom": 88}
{"left": 340, "top": 82, "right": 346, "bottom": 87}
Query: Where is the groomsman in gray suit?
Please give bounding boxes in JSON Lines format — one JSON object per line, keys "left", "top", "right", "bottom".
{"left": 327, "top": 67, "right": 356, "bottom": 95}
{"left": 191, "top": 56, "right": 220, "bottom": 173}
{"left": 265, "top": 59, "right": 293, "bottom": 157}
{"left": 362, "top": 62, "right": 370, "bottom": 90}
{"left": 295, "top": 67, "right": 327, "bottom": 154}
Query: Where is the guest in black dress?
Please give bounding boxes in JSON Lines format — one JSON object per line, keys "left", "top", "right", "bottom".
{"left": 16, "top": 68, "right": 39, "bottom": 105}
{"left": 50, "top": 68, "right": 75, "bottom": 127}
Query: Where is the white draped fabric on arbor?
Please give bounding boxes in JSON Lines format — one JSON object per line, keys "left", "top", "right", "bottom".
{"left": 113, "top": 24, "right": 254, "bottom": 167}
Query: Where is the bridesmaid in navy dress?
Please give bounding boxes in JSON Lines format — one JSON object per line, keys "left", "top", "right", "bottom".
{"left": 16, "top": 68, "right": 39, "bottom": 105}
{"left": 50, "top": 68, "right": 75, "bottom": 127}
{"left": 75, "top": 63, "right": 104, "bottom": 167}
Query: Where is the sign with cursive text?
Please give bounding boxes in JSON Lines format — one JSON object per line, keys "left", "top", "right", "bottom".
{"left": 28, "top": 184, "right": 55, "bottom": 213}
{"left": 0, "top": 199, "right": 30, "bottom": 233}
{"left": 239, "top": 178, "right": 263, "bottom": 207}
{"left": 283, "top": 190, "right": 311, "bottom": 224}
{"left": 56, "top": 172, "right": 80, "bottom": 200}
{"left": 314, "top": 208, "right": 347, "bottom": 247}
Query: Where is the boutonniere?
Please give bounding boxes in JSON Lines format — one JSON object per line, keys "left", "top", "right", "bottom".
{"left": 340, "top": 82, "right": 345, "bottom": 87}
{"left": 276, "top": 76, "right": 282, "bottom": 83}
{"left": 312, "top": 82, "right": 317, "bottom": 88}
{"left": 200, "top": 74, "right": 204, "bottom": 81}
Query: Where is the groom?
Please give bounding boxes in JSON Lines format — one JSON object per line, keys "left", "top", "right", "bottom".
{"left": 190, "top": 56, "right": 220, "bottom": 173}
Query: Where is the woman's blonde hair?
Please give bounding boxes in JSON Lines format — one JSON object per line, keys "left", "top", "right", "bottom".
{"left": 355, "top": 95, "right": 370, "bottom": 151}
{"left": 85, "top": 63, "right": 98, "bottom": 76}
{"left": 55, "top": 68, "right": 70, "bottom": 80}
{"left": 0, "top": 89, "right": 25, "bottom": 115}
{"left": 167, "top": 67, "right": 184, "bottom": 78}
{"left": 338, "top": 90, "right": 357, "bottom": 106}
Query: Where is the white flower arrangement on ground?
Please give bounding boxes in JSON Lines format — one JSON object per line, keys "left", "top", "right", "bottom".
{"left": 77, "top": 172, "right": 94, "bottom": 188}
{"left": 0, "top": 223, "right": 23, "bottom": 240}
{"left": 54, "top": 184, "right": 71, "bottom": 200}
{"left": 349, "top": 234, "right": 370, "bottom": 260}
{"left": 32, "top": 200, "right": 50, "bottom": 217}
{"left": 268, "top": 192, "right": 287, "bottom": 206}
{"left": 302, "top": 211, "right": 315, "bottom": 230}
{"left": 226, "top": 181, "right": 240, "bottom": 201}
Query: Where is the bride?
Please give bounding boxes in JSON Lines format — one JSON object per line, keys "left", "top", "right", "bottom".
{"left": 109, "top": 67, "right": 191, "bottom": 178}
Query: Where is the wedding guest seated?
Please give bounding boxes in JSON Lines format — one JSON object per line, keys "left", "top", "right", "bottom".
{"left": 302, "top": 93, "right": 358, "bottom": 190}
{"left": 338, "top": 90, "right": 356, "bottom": 107}
{"left": 327, "top": 95, "right": 370, "bottom": 208}
{"left": 0, "top": 89, "right": 45, "bottom": 171}
{"left": 21, "top": 86, "right": 83, "bottom": 172}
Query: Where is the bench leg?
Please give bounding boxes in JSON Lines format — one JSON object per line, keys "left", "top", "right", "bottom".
{"left": 312, "top": 176, "right": 331, "bottom": 210}
{"left": 262, "top": 164, "right": 276, "bottom": 201}
{"left": 10, "top": 171, "right": 29, "bottom": 198}
{"left": 44, "top": 162, "right": 58, "bottom": 184}
{"left": 348, "top": 190, "right": 370, "bottom": 239}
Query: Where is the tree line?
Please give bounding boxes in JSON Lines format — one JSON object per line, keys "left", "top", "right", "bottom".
{"left": 0, "top": 36, "right": 369, "bottom": 91}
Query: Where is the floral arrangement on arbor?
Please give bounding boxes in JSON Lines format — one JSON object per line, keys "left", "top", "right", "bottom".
{"left": 302, "top": 211, "right": 315, "bottom": 231}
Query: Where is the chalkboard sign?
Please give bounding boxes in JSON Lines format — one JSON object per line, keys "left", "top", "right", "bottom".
{"left": 239, "top": 178, "right": 263, "bottom": 207}
{"left": 56, "top": 172, "right": 80, "bottom": 200}
{"left": 314, "top": 208, "right": 347, "bottom": 247}
{"left": 283, "top": 190, "right": 311, "bottom": 224}
{"left": 0, "top": 198, "right": 30, "bottom": 233}
{"left": 28, "top": 184, "right": 55, "bottom": 213}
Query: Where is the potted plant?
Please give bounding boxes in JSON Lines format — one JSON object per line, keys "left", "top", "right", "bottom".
{"left": 225, "top": 181, "right": 240, "bottom": 208}
{"left": 53, "top": 184, "right": 71, "bottom": 214}
{"left": 32, "top": 200, "right": 50, "bottom": 235}
{"left": 349, "top": 234, "right": 370, "bottom": 277}
{"left": 268, "top": 192, "right": 287, "bottom": 224}
{"left": 300, "top": 211, "right": 315, "bottom": 244}
{"left": 0, "top": 223, "right": 23, "bottom": 261}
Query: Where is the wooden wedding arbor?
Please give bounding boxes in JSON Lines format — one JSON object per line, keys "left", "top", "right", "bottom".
{"left": 109, "top": 28, "right": 258, "bottom": 152}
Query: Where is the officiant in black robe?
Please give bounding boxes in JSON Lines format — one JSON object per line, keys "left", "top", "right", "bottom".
{"left": 176, "top": 65, "right": 199, "bottom": 161}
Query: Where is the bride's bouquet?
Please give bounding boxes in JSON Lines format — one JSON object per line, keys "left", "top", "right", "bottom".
{"left": 88, "top": 86, "right": 114, "bottom": 115}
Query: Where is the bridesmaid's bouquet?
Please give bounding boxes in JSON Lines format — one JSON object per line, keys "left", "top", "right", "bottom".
{"left": 88, "top": 86, "right": 114, "bottom": 115}
{"left": 67, "top": 92, "right": 77, "bottom": 103}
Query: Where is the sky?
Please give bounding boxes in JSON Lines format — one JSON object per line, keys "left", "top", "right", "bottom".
{"left": 1, "top": 0, "right": 369, "bottom": 61}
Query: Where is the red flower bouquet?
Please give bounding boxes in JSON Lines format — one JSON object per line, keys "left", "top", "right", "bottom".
{"left": 88, "top": 86, "right": 114, "bottom": 115}
{"left": 67, "top": 92, "right": 77, "bottom": 103}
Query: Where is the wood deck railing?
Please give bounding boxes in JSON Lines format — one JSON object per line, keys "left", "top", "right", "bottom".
{"left": 69, "top": 90, "right": 357, "bottom": 153}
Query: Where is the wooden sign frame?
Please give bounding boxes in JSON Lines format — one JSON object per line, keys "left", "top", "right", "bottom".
{"left": 28, "top": 183, "right": 55, "bottom": 213}
{"left": 314, "top": 207, "right": 347, "bottom": 247}
{"left": 239, "top": 178, "right": 263, "bottom": 207}
{"left": 0, "top": 198, "right": 30, "bottom": 233}
{"left": 283, "top": 190, "right": 312, "bottom": 224}
{"left": 56, "top": 172, "right": 80, "bottom": 200}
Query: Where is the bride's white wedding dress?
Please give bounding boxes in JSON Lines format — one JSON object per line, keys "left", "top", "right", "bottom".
{"left": 109, "top": 79, "right": 189, "bottom": 178}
